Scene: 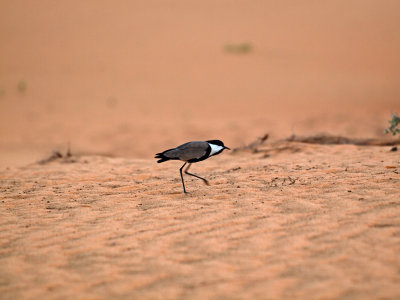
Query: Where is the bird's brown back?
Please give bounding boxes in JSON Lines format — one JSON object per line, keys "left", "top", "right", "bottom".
{"left": 163, "top": 141, "right": 209, "bottom": 161}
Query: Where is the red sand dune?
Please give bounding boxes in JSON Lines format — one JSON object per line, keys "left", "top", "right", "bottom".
{"left": 1, "top": 1, "right": 400, "bottom": 299}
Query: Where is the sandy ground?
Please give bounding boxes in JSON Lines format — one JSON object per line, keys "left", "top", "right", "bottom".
{"left": 1, "top": 143, "right": 400, "bottom": 299}
{"left": 1, "top": 0, "right": 400, "bottom": 299}
{"left": 1, "top": 0, "right": 400, "bottom": 167}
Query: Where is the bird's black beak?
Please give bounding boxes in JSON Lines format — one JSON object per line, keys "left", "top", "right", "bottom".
{"left": 224, "top": 146, "right": 231, "bottom": 150}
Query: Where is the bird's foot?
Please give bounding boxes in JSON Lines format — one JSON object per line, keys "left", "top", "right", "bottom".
{"left": 203, "top": 180, "right": 210, "bottom": 186}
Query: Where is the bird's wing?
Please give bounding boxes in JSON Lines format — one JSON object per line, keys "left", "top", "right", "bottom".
{"left": 164, "top": 141, "right": 209, "bottom": 161}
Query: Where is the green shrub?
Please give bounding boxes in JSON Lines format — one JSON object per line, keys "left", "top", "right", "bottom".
{"left": 385, "top": 114, "right": 400, "bottom": 136}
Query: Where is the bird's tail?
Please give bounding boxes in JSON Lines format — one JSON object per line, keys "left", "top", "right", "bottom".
{"left": 155, "top": 152, "right": 169, "bottom": 163}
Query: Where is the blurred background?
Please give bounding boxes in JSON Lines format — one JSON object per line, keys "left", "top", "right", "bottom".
{"left": 1, "top": 0, "right": 399, "bottom": 168}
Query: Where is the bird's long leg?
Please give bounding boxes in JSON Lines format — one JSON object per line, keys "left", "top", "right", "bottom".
{"left": 180, "top": 162, "right": 188, "bottom": 193}
{"left": 184, "top": 163, "right": 210, "bottom": 186}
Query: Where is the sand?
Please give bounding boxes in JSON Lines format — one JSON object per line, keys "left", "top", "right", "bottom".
{"left": 1, "top": 1, "right": 400, "bottom": 299}
{"left": 1, "top": 144, "right": 400, "bottom": 299}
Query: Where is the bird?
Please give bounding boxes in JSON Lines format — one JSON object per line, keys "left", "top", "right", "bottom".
{"left": 155, "top": 140, "right": 230, "bottom": 193}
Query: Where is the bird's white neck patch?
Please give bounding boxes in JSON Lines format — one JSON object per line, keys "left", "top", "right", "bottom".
{"left": 209, "top": 143, "right": 224, "bottom": 156}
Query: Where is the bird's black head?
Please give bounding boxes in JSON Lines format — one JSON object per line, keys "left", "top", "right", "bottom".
{"left": 206, "top": 140, "right": 231, "bottom": 150}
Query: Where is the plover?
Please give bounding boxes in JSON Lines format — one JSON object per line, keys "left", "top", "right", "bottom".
{"left": 155, "top": 140, "right": 230, "bottom": 193}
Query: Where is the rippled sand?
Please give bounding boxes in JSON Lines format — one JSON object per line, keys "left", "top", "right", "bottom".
{"left": 1, "top": 1, "right": 400, "bottom": 298}
{"left": 1, "top": 143, "right": 399, "bottom": 299}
